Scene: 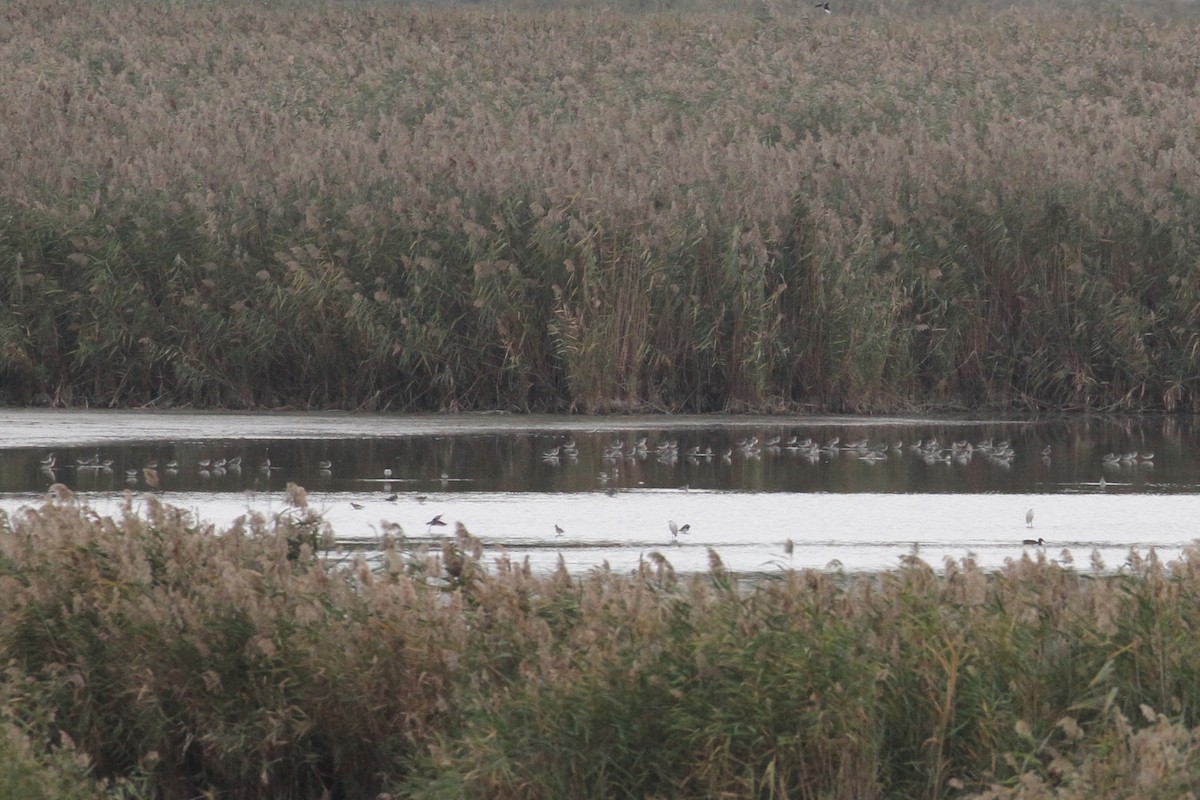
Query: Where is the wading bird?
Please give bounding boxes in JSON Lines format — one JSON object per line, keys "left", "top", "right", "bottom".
{"left": 1025, "top": 507, "right": 1034, "bottom": 528}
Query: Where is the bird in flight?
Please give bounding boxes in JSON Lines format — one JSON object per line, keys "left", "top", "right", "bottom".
{"left": 427, "top": 514, "right": 447, "bottom": 532}
{"left": 816, "top": 2, "right": 831, "bottom": 12}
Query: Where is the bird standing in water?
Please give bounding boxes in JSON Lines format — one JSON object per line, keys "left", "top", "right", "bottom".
{"left": 669, "top": 520, "right": 691, "bottom": 542}
{"left": 1025, "top": 508, "right": 1034, "bottom": 528}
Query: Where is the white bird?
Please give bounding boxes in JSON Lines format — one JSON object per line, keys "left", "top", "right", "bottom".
{"left": 1025, "top": 507, "right": 1034, "bottom": 528}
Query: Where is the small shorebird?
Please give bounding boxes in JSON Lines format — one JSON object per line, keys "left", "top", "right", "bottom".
{"left": 1022, "top": 537, "right": 1045, "bottom": 546}
{"left": 1025, "top": 508, "right": 1034, "bottom": 528}
{"left": 554, "top": 524, "right": 565, "bottom": 536}
{"left": 427, "top": 514, "right": 447, "bottom": 532}
{"left": 350, "top": 502, "right": 364, "bottom": 510}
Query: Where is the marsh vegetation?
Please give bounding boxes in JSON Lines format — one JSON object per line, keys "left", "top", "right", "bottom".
{"left": 3, "top": 0, "right": 1200, "bottom": 411}
{"left": 3, "top": 491, "right": 1200, "bottom": 798}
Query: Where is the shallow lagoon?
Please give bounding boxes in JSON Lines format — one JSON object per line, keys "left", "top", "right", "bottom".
{"left": 2, "top": 410, "right": 1198, "bottom": 575}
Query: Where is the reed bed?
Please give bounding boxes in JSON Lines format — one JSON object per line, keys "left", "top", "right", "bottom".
{"left": 2, "top": 0, "right": 1200, "bottom": 412}
{"left": 2, "top": 490, "right": 1200, "bottom": 798}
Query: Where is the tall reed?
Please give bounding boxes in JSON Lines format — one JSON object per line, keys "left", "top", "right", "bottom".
{"left": 2, "top": 0, "right": 1199, "bottom": 411}
{"left": 5, "top": 491, "right": 1200, "bottom": 798}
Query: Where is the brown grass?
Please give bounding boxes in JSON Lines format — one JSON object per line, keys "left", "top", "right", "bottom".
{"left": 1, "top": 0, "right": 1199, "bottom": 411}
{"left": 3, "top": 489, "right": 1200, "bottom": 797}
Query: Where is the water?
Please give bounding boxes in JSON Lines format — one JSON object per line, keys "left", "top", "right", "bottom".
{"left": 2, "top": 409, "right": 1199, "bottom": 575}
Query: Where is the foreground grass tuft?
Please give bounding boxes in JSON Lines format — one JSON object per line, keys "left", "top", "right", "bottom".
{"left": 2, "top": 492, "right": 1200, "bottom": 798}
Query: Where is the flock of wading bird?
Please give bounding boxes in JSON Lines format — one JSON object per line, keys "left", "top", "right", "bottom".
{"left": 534, "top": 433, "right": 1156, "bottom": 547}
{"left": 35, "top": 431, "right": 1155, "bottom": 547}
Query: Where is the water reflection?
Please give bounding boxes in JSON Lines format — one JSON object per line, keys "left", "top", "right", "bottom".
{"left": 2, "top": 411, "right": 1200, "bottom": 575}
{"left": 2, "top": 415, "right": 1198, "bottom": 496}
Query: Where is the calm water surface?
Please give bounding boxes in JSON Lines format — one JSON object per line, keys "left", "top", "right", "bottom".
{"left": 2, "top": 410, "right": 1199, "bottom": 575}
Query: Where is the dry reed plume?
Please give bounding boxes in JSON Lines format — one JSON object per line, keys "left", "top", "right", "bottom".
{"left": 2, "top": 491, "right": 1200, "bottom": 797}
{"left": 1, "top": 0, "right": 1199, "bottom": 411}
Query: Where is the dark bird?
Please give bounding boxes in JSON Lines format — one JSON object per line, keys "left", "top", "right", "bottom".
{"left": 554, "top": 524, "right": 565, "bottom": 536}
{"left": 669, "top": 520, "right": 691, "bottom": 541}
{"left": 816, "top": 2, "right": 831, "bottom": 11}
{"left": 427, "top": 514, "right": 447, "bottom": 531}
{"left": 1022, "top": 537, "right": 1045, "bottom": 546}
